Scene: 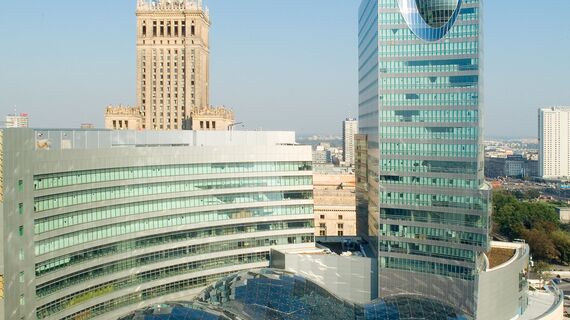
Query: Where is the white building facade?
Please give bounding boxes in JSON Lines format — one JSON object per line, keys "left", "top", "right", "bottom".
{"left": 539, "top": 107, "right": 570, "bottom": 179}
{"left": 342, "top": 118, "right": 358, "bottom": 166}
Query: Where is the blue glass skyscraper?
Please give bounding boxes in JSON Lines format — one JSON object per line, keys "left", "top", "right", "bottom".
{"left": 358, "top": 0, "right": 489, "bottom": 316}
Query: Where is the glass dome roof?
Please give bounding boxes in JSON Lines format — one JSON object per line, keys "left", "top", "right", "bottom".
{"left": 398, "top": 0, "right": 463, "bottom": 42}
{"left": 415, "top": 0, "right": 459, "bottom": 28}
{"left": 119, "top": 269, "right": 472, "bottom": 320}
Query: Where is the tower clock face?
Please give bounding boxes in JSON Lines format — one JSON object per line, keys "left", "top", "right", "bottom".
{"left": 398, "top": 0, "right": 463, "bottom": 42}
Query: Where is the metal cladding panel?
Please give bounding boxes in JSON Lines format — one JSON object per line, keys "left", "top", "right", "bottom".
{"left": 359, "top": 0, "right": 488, "bottom": 316}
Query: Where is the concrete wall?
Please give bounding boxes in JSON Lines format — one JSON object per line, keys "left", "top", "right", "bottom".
{"left": 557, "top": 207, "right": 570, "bottom": 224}
{"left": 270, "top": 249, "right": 377, "bottom": 303}
{"left": 538, "top": 292, "right": 564, "bottom": 320}
{"left": 477, "top": 242, "right": 529, "bottom": 320}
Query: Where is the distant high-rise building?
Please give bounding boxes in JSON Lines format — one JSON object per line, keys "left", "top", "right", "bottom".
{"left": 5, "top": 113, "right": 29, "bottom": 128}
{"left": 343, "top": 118, "right": 358, "bottom": 166}
{"left": 358, "top": 0, "right": 491, "bottom": 316}
{"left": 80, "top": 123, "right": 96, "bottom": 129}
{"left": 539, "top": 107, "right": 570, "bottom": 179}
{"left": 136, "top": 0, "right": 211, "bottom": 130}
{"left": 312, "top": 144, "right": 332, "bottom": 164}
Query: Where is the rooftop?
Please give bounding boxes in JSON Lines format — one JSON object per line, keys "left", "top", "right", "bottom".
{"left": 22, "top": 129, "right": 299, "bottom": 151}
{"left": 519, "top": 290, "right": 562, "bottom": 320}
{"left": 487, "top": 247, "right": 516, "bottom": 269}
{"left": 137, "top": 0, "right": 209, "bottom": 17}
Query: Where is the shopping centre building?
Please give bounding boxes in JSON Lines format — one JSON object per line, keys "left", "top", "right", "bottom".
{"left": 0, "top": 129, "right": 315, "bottom": 320}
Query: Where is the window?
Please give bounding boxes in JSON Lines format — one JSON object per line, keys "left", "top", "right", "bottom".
{"left": 18, "top": 203, "right": 23, "bottom": 215}
{"left": 338, "top": 224, "right": 344, "bottom": 229}
{"left": 319, "top": 230, "right": 326, "bottom": 236}
{"left": 319, "top": 223, "right": 326, "bottom": 228}
{"left": 19, "top": 249, "right": 24, "bottom": 261}
{"left": 200, "top": 121, "right": 204, "bottom": 129}
{"left": 19, "top": 294, "right": 25, "bottom": 306}
{"left": 338, "top": 215, "right": 343, "bottom": 220}
{"left": 18, "top": 180, "right": 23, "bottom": 192}
{"left": 338, "top": 231, "right": 344, "bottom": 236}
{"left": 320, "top": 215, "right": 325, "bottom": 219}
{"left": 19, "top": 272, "right": 24, "bottom": 283}
{"left": 19, "top": 226, "right": 24, "bottom": 237}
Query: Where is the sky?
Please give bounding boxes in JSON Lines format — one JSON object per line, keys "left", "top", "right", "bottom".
{"left": 0, "top": 1, "right": 569, "bottom": 137}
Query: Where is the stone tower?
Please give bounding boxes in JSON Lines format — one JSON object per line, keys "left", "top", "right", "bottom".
{"left": 136, "top": 0, "right": 210, "bottom": 130}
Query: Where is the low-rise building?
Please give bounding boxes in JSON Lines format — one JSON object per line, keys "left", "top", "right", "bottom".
{"left": 485, "top": 156, "right": 539, "bottom": 179}
{"left": 556, "top": 207, "right": 570, "bottom": 224}
{"left": 313, "top": 173, "right": 356, "bottom": 237}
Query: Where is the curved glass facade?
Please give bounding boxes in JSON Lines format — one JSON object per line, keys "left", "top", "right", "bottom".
{"left": 358, "top": 0, "right": 488, "bottom": 316}
{"left": 398, "top": 0, "right": 463, "bottom": 41}
{"left": 119, "top": 269, "right": 472, "bottom": 320}
{"left": 1, "top": 129, "right": 314, "bottom": 320}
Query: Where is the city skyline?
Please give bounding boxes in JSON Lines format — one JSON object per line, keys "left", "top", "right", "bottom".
{"left": 0, "top": 1, "right": 565, "bottom": 319}
{"left": 1, "top": 0, "right": 569, "bottom": 136}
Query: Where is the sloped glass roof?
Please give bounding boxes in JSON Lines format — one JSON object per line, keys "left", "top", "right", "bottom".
{"left": 119, "top": 269, "right": 472, "bottom": 320}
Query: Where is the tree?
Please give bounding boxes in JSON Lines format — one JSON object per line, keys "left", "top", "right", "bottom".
{"left": 551, "top": 230, "right": 570, "bottom": 264}
{"left": 492, "top": 190, "right": 570, "bottom": 264}
{"left": 520, "top": 227, "right": 560, "bottom": 261}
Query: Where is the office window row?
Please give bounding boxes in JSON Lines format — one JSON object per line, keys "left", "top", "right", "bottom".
{"left": 38, "top": 253, "right": 268, "bottom": 319}
{"left": 34, "top": 161, "right": 312, "bottom": 190}
{"left": 380, "top": 256, "right": 475, "bottom": 280}
{"left": 54, "top": 271, "right": 235, "bottom": 320}
{"left": 380, "top": 224, "right": 487, "bottom": 247}
{"left": 35, "top": 175, "right": 312, "bottom": 212}
{"left": 380, "top": 208, "right": 487, "bottom": 229}
{"left": 35, "top": 203, "right": 312, "bottom": 234}
{"left": 36, "top": 220, "right": 313, "bottom": 277}
{"left": 37, "top": 233, "right": 314, "bottom": 297}
{"left": 35, "top": 193, "right": 312, "bottom": 256}
{"left": 380, "top": 192, "right": 487, "bottom": 212}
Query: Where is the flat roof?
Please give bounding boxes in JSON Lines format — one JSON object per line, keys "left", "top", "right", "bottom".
{"left": 487, "top": 247, "right": 516, "bottom": 269}
{"left": 519, "top": 291, "right": 560, "bottom": 320}
{"left": 4, "top": 129, "right": 301, "bottom": 151}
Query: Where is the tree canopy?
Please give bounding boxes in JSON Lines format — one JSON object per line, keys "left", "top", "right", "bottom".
{"left": 493, "top": 190, "right": 569, "bottom": 264}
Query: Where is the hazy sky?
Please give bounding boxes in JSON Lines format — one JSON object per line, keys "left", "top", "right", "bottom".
{"left": 1, "top": 1, "right": 569, "bottom": 137}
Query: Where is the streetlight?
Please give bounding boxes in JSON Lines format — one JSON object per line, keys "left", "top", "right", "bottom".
{"left": 228, "top": 122, "right": 244, "bottom": 131}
